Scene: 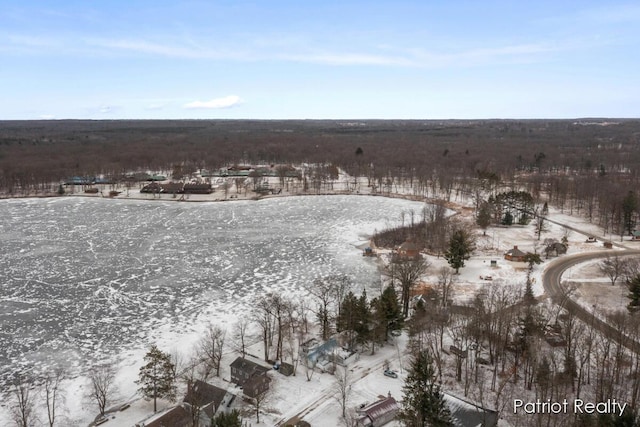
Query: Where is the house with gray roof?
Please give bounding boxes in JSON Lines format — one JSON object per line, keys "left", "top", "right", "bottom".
{"left": 443, "top": 392, "right": 498, "bottom": 427}
{"left": 230, "top": 357, "right": 271, "bottom": 398}
{"left": 504, "top": 245, "right": 527, "bottom": 262}
{"left": 183, "top": 380, "right": 228, "bottom": 420}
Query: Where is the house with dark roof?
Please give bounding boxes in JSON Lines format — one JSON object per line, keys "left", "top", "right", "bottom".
{"left": 243, "top": 373, "right": 271, "bottom": 398}
{"left": 230, "top": 357, "right": 271, "bottom": 398}
{"left": 160, "top": 183, "right": 185, "bottom": 194}
{"left": 142, "top": 404, "right": 192, "bottom": 427}
{"left": 504, "top": 245, "right": 527, "bottom": 262}
{"left": 140, "top": 182, "right": 163, "bottom": 194}
{"left": 183, "top": 380, "right": 229, "bottom": 420}
{"left": 443, "top": 392, "right": 498, "bottom": 427}
{"left": 184, "top": 183, "right": 213, "bottom": 194}
{"left": 356, "top": 394, "right": 400, "bottom": 427}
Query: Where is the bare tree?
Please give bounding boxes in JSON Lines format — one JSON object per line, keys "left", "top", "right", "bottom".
{"left": 622, "top": 258, "right": 640, "bottom": 284}
{"left": 309, "top": 276, "right": 341, "bottom": 340}
{"left": 332, "top": 275, "right": 352, "bottom": 322}
{"left": 302, "top": 344, "right": 316, "bottom": 382}
{"left": 233, "top": 318, "right": 250, "bottom": 358}
{"left": 182, "top": 355, "right": 210, "bottom": 427}
{"left": 534, "top": 205, "right": 549, "bottom": 240}
{"left": 436, "top": 267, "right": 455, "bottom": 308}
{"left": 251, "top": 384, "right": 273, "bottom": 424}
{"left": 298, "top": 296, "right": 311, "bottom": 335}
{"left": 89, "top": 364, "right": 117, "bottom": 417}
{"left": 169, "top": 348, "right": 184, "bottom": 383}
{"left": 599, "top": 255, "right": 627, "bottom": 286}
{"left": 265, "top": 293, "right": 293, "bottom": 362}
{"left": 10, "top": 375, "right": 35, "bottom": 427}
{"left": 43, "top": 368, "right": 66, "bottom": 427}
{"left": 222, "top": 180, "right": 231, "bottom": 199}
{"left": 333, "top": 366, "right": 352, "bottom": 419}
{"left": 283, "top": 301, "right": 301, "bottom": 372}
{"left": 386, "top": 257, "right": 430, "bottom": 317}
{"left": 198, "top": 324, "right": 226, "bottom": 377}
{"left": 234, "top": 178, "right": 244, "bottom": 194}
{"left": 253, "top": 298, "right": 275, "bottom": 361}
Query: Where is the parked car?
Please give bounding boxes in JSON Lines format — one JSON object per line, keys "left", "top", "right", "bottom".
{"left": 384, "top": 369, "right": 398, "bottom": 378}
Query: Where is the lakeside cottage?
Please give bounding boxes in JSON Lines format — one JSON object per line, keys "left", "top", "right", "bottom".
{"left": 356, "top": 394, "right": 400, "bottom": 427}
{"left": 183, "top": 380, "right": 229, "bottom": 420}
{"left": 443, "top": 392, "right": 499, "bottom": 427}
{"left": 301, "top": 335, "right": 359, "bottom": 371}
{"left": 141, "top": 404, "right": 192, "bottom": 427}
{"left": 229, "top": 357, "right": 271, "bottom": 398}
{"left": 504, "top": 245, "right": 527, "bottom": 262}
{"left": 393, "top": 238, "right": 421, "bottom": 260}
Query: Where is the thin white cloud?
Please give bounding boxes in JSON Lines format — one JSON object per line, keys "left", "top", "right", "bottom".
{"left": 577, "top": 3, "right": 640, "bottom": 24}
{"left": 8, "top": 34, "right": 59, "bottom": 48}
{"left": 2, "top": 30, "right": 595, "bottom": 70}
{"left": 146, "top": 103, "right": 167, "bottom": 110}
{"left": 183, "top": 95, "right": 243, "bottom": 109}
{"left": 87, "top": 38, "right": 249, "bottom": 60}
{"left": 278, "top": 52, "right": 414, "bottom": 66}
{"left": 90, "top": 36, "right": 564, "bottom": 68}
{"left": 90, "top": 38, "right": 205, "bottom": 58}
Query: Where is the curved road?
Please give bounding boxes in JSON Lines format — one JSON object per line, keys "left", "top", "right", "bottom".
{"left": 542, "top": 249, "right": 640, "bottom": 353}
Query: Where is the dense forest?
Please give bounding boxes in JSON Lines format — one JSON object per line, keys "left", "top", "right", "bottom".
{"left": 2, "top": 118, "right": 640, "bottom": 234}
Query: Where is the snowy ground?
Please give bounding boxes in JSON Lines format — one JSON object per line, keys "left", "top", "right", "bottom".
{"left": 1, "top": 187, "right": 636, "bottom": 426}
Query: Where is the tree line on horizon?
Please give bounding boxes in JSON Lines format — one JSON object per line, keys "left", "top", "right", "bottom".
{"left": 2, "top": 119, "right": 640, "bottom": 228}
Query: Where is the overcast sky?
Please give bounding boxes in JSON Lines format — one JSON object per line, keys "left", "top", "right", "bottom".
{"left": 1, "top": 1, "right": 639, "bottom": 120}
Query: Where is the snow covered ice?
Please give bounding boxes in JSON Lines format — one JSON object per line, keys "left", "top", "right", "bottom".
{"left": 0, "top": 196, "right": 424, "bottom": 390}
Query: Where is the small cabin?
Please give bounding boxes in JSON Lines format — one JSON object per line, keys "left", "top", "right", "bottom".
{"left": 504, "top": 245, "right": 527, "bottom": 262}
{"left": 395, "top": 238, "right": 421, "bottom": 259}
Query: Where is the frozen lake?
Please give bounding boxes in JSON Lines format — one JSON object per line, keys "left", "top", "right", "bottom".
{"left": 0, "top": 195, "right": 425, "bottom": 388}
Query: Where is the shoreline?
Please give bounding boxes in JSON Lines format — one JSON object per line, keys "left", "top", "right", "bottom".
{"left": 0, "top": 187, "right": 456, "bottom": 210}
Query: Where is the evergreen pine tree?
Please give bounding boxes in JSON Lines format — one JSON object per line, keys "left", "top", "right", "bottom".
{"left": 136, "top": 344, "right": 176, "bottom": 412}
{"left": 444, "top": 229, "right": 474, "bottom": 274}
{"left": 523, "top": 276, "right": 536, "bottom": 305}
{"left": 502, "top": 211, "right": 514, "bottom": 225}
{"left": 399, "top": 350, "right": 453, "bottom": 427}
{"left": 337, "top": 291, "right": 359, "bottom": 347}
{"left": 476, "top": 202, "right": 492, "bottom": 235}
{"left": 212, "top": 409, "right": 243, "bottom": 427}
{"left": 627, "top": 274, "right": 640, "bottom": 307}
{"left": 369, "top": 297, "right": 387, "bottom": 355}
{"left": 523, "top": 252, "right": 542, "bottom": 305}
{"left": 541, "top": 201, "right": 549, "bottom": 216}
{"left": 378, "top": 285, "right": 403, "bottom": 337}
{"left": 337, "top": 292, "right": 357, "bottom": 332}
{"left": 622, "top": 190, "right": 638, "bottom": 236}
{"left": 355, "top": 290, "right": 371, "bottom": 346}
